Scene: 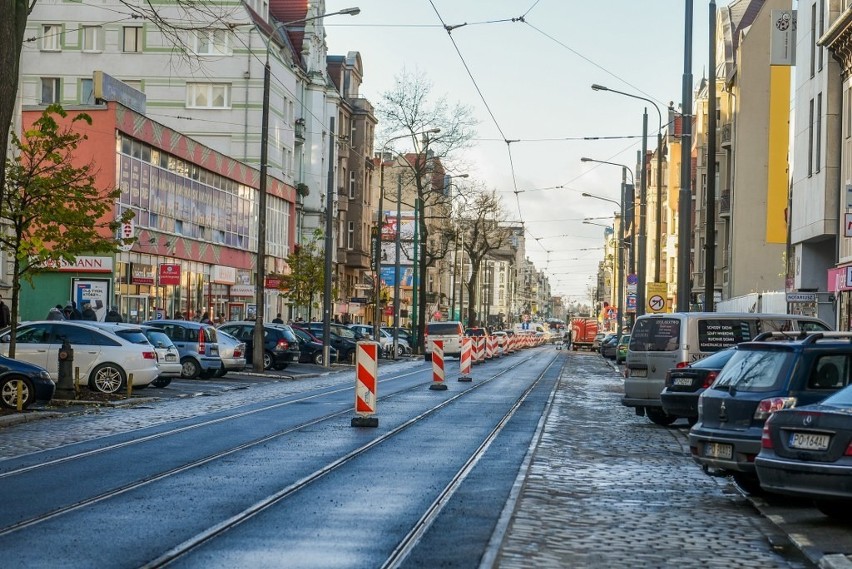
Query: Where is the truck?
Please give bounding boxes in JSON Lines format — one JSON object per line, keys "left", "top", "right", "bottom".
{"left": 570, "top": 318, "right": 599, "bottom": 351}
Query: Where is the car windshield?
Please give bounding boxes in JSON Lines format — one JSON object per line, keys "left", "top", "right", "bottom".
{"left": 820, "top": 384, "right": 852, "bottom": 407}
{"left": 292, "top": 328, "right": 314, "bottom": 343}
{"left": 144, "top": 330, "right": 173, "bottom": 349}
{"left": 712, "top": 349, "right": 792, "bottom": 391}
{"left": 331, "top": 326, "right": 357, "bottom": 340}
{"left": 690, "top": 348, "right": 737, "bottom": 369}
{"left": 429, "top": 323, "right": 461, "bottom": 335}
{"left": 111, "top": 329, "right": 150, "bottom": 345}
{"left": 629, "top": 318, "right": 680, "bottom": 352}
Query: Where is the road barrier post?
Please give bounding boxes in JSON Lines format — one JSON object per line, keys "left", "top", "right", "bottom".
{"left": 458, "top": 337, "right": 472, "bottom": 382}
{"left": 429, "top": 339, "right": 448, "bottom": 391}
{"left": 351, "top": 341, "right": 380, "bottom": 427}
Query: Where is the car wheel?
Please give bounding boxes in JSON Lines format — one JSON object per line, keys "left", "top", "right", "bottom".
{"left": 313, "top": 352, "right": 324, "bottom": 366}
{"left": 151, "top": 377, "right": 172, "bottom": 388}
{"left": 263, "top": 351, "right": 273, "bottom": 370}
{"left": 815, "top": 499, "right": 852, "bottom": 520}
{"left": 89, "top": 364, "right": 126, "bottom": 394}
{"left": 645, "top": 407, "right": 678, "bottom": 426}
{"left": 215, "top": 368, "right": 228, "bottom": 378}
{"left": 181, "top": 357, "right": 201, "bottom": 379}
{"left": 199, "top": 369, "right": 217, "bottom": 379}
{"left": 687, "top": 416, "right": 698, "bottom": 427}
{"left": 0, "top": 376, "right": 35, "bottom": 410}
{"left": 396, "top": 345, "right": 405, "bottom": 357}
{"left": 732, "top": 472, "right": 764, "bottom": 495}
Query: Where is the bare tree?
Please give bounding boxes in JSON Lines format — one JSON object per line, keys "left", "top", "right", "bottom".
{"left": 455, "top": 188, "right": 512, "bottom": 327}
{"left": 377, "top": 69, "right": 477, "bottom": 351}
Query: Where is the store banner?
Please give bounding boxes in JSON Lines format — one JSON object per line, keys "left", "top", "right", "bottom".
{"left": 159, "top": 263, "right": 181, "bottom": 285}
{"left": 71, "top": 278, "right": 110, "bottom": 321}
{"left": 131, "top": 263, "right": 155, "bottom": 285}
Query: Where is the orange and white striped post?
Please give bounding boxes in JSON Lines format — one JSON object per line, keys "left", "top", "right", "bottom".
{"left": 351, "top": 341, "right": 379, "bottom": 427}
{"left": 429, "top": 339, "right": 448, "bottom": 390}
{"left": 485, "top": 336, "right": 494, "bottom": 360}
{"left": 476, "top": 336, "right": 486, "bottom": 363}
{"left": 458, "top": 337, "right": 472, "bottom": 382}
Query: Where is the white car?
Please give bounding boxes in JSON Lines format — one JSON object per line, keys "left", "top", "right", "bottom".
{"left": 90, "top": 323, "right": 182, "bottom": 387}
{"left": 0, "top": 321, "right": 160, "bottom": 393}
{"left": 348, "top": 324, "right": 411, "bottom": 357}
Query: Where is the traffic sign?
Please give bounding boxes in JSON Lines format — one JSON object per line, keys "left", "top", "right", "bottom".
{"left": 626, "top": 273, "right": 638, "bottom": 285}
{"left": 649, "top": 295, "right": 665, "bottom": 311}
{"left": 646, "top": 282, "right": 668, "bottom": 313}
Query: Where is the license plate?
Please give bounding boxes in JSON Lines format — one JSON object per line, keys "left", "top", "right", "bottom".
{"left": 673, "top": 377, "right": 693, "bottom": 386}
{"left": 165, "top": 354, "right": 177, "bottom": 362}
{"left": 789, "top": 432, "right": 830, "bottom": 451}
{"left": 704, "top": 442, "right": 733, "bottom": 459}
{"left": 630, "top": 368, "right": 647, "bottom": 378}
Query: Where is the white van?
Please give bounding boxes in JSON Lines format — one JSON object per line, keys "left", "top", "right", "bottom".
{"left": 424, "top": 321, "right": 464, "bottom": 361}
{"left": 623, "top": 312, "right": 831, "bottom": 425}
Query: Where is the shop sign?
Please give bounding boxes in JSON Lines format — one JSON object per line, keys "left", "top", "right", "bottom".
{"left": 48, "top": 256, "right": 113, "bottom": 273}
{"left": 159, "top": 263, "right": 181, "bottom": 285}
{"left": 231, "top": 284, "right": 255, "bottom": 297}
{"left": 131, "top": 263, "right": 155, "bottom": 285}
{"left": 265, "top": 277, "right": 281, "bottom": 289}
{"left": 211, "top": 265, "right": 237, "bottom": 285}
{"left": 350, "top": 297, "right": 367, "bottom": 304}
{"left": 786, "top": 292, "right": 817, "bottom": 303}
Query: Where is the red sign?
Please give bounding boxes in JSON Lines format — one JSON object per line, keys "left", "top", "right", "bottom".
{"left": 265, "top": 277, "right": 281, "bottom": 289}
{"left": 159, "top": 263, "right": 181, "bottom": 285}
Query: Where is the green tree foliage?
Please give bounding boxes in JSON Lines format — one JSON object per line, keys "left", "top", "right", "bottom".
{"left": 279, "top": 230, "right": 325, "bottom": 320}
{"left": 2, "top": 105, "right": 133, "bottom": 355}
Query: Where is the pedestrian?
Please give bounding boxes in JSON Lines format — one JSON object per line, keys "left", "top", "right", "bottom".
{"left": 0, "top": 298, "right": 9, "bottom": 327}
{"left": 200, "top": 312, "right": 213, "bottom": 324}
{"left": 63, "top": 303, "right": 75, "bottom": 320}
{"left": 104, "top": 307, "right": 123, "bottom": 322}
{"left": 81, "top": 303, "right": 97, "bottom": 321}
{"left": 70, "top": 301, "right": 83, "bottom": 320}
{"left": 46, "top": 307, "right": 65, "bottom": 321}
{"left": 272, "top": 313, "right": 284, "bottom": 324}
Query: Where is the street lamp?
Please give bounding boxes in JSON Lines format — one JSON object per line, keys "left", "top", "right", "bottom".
{"left": 254, "top": 6, "right": 360, "bottom": 371}
{"left": 373, "top": 129, "right": 441, "bottom": 354}
{"left": 591, "top": 84, "right": 664, "bottom": 286}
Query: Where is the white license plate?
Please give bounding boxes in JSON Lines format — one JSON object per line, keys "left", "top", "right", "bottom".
{"left": 630, "top": 368, "right": 647, "bottom": 378}
{"left": 165, "top": 354, "right": 177, "bottom": 362}
{"left": 673, "top": 377, "right": 693, "bottom": 386}
{"left": 704, "top": 442, "right": 733, "bottom": 459}
{"left": 789, "top": 432, "right": 830, "bottom": 451}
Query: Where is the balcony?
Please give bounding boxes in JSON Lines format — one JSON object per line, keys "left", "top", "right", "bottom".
{"left": 295, "top": 119, "right": 305, "bottom": 143}
{"left": 719, "top": 189, "right": 731, "bottom": 218}
{"left": 721, "top": 123, "right": 732, "bottom": 148}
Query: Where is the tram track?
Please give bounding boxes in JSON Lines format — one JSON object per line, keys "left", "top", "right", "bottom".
{"left": 0, "top": 349, "right": 547, "bottom": 555}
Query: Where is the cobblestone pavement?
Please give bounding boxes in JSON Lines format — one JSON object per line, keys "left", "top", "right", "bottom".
{"left": 495, "top": 351, "right": 813, "bottom": 569}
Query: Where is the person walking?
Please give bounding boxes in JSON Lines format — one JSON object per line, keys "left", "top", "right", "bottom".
{"left": 104, "top": 307, "right": 123, "bottom": 322}
{"left": 81, "top": 303, "right": 97, "bottom": 321}
{"left": 272, "top": 313, "right": 284, "bottom": 324}
{"left": 46, "top": 306, "right": 65, "bottom": 321}
{"left": 200, "top": 312, "right": 213, "bottom": 325}
{"left": 70, "top": 301, "right": 83, "bottom": 320}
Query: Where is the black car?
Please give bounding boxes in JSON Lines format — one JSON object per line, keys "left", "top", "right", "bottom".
{"left": 291, "top": 327, "right": 338, "bottom": 365}
{"left": 660, "top": 347, "right": 737, "bottom": 425}
{"left": 756, "top": 383, "right": 852, "bottom": 519}
{"left": 690, "top": 331, "right": 852, "bottom": 493}
{"left": 0, "top": 354, "right": 55, "bottom": 410}
{"left": 296, "top": 323, "right": 358, "bottom": 363}
{"left": 599, "top": 335, "right": 618, "bottom": 359}
{"left": 218, "top": 322, "right": 301, "bottom": 370}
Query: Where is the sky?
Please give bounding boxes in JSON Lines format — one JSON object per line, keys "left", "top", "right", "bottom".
{"left": 323, "top": 0, "right": 725, "bottom": 305}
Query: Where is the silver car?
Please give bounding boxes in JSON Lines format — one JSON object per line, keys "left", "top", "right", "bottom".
{"left": 91, "top": 323, "right": 181, "bottom": 388}
{"left": 216, "top": 330, "right": 247, "bottom": 377}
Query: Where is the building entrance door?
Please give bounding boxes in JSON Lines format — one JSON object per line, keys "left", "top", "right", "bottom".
{"left": 122, "top": 295, "right": 150, "bottom": 324}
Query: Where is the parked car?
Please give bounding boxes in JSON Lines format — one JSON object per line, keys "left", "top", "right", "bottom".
{"left": 215, "top": 330, "right": 247, "bottom": 376}
{"left": 756, "top": 382, "right": 852, "bottom": 519}
{"left": 0, "top": 321, "right": 159, "bottom": 393}
{"left": 625, "top": 312, "right": 831, "bottom": 426}
{"left": 218, "top": 322, "right": 300, "bottom": 370}
{"left": 689, "top": 331, "right": 852, "bottom": 494}
{"left": 91, "top": 323, "right": 182, "bottom": 388}
{"left": 599, "top": 334, "right": 618, "bottom": 359}
{"left": 660, "top": 347, "right": 737, "bottom": 425}
{"left": 591, "top": 332, "right": 606, "bottom": 352}
{"left": 383, "top": 326, "right": 414, "bottom": 347}
{"left": 424, "top": 321, "right": 464, "bottom": 361}
{"left": 0, "top": 355, "right": 54, "bottom": 410}
{"left": 291, "top": 327, "right": 338, "bottom": 365}
{"left": 615, "top": 334, "right": 631, "bottom": 364}
{"left": 294, "top": 323, "right": 358, "bottom": 363}
{"left": 143, "top": 320, "right": 222, "bottom": 379}
{"left": 348, "top": 324, "right": 411, "bottom": 357}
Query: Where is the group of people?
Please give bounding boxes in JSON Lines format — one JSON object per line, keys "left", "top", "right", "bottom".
{"left": 45, "top": 301, "right": 123, "bottom": 323}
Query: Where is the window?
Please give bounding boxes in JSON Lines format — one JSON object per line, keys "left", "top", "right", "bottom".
{"left": 123, "top": 26, "right": 143, "bottom": 53}
{"left": 816, "top": 92, "right": 822, "bottom": 174}
{"left": 808, "top": 98, "right": 814, "bottom": 176}
{"left": 350, "top": 120, "right": 357, "bottom": 143}
{"left": 819, "top": 0, "right": 825, "bottom": 72}
{"left": 349, "top": 170, "right": 356, "bottom": 198}
{"left": 186, "top": 83, "right": 231, "bottom": 109}
{"left": 80, "top": 78, "right": 94, "bottom": 104}
{"left": 193, "top": 29, "right": 231, "bottom": 55}
{"left": 42, "top": 25, "right": 61, "bottom": 51}
{"left": 41, "top": 78, "right": 60, "bottom": 104}
{"left": 82, "top": 26, "right": 102, "bottom": 52}
{"left": 347, "top": 221, "right": 355, "bottom": 249}
{"left": 810, "top": 3, "right": 816, "bottom": 78}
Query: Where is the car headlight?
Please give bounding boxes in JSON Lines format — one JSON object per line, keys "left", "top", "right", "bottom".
{"left": 39, "top": 370, "right": 51, "bottom": 380}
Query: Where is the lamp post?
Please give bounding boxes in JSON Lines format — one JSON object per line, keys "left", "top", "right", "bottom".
{"left": 254, "top": 6, "right": 360, "bottom": 371}
{"left": 591, "top": 84, "right": 664, "bottom": 286}
{"left": 445, "top": 174, "right": 469, "bottom": 322}
{"left": 373, "top": 129, "right": 440, "bottom": 354}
